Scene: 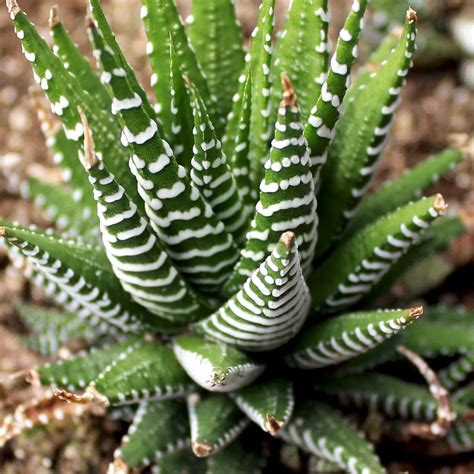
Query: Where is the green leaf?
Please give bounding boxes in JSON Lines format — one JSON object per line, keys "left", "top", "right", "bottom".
{"left": 280, "top": 400, "right": 384, "bottom": 473}
{"left": 88, "top": 15, "right": 239, "bottom": 294}
{"left": 23, "top": 176, "right": 99, "bottom": 238}
{"left": 223, "top": 70, "right": 258, "bottom": 218}
{"left": 196, "top": 232, "right": 311, "bottom": 352}
{"left": 151, "top": 450, "right": 207, "bottom": 474}
{"left": 188, "top": 392, "right": 249, "bottom": 457}
{"left": 247, "top": 0, "right": 276, "bottom": 182}
{"left": 89, "top": 339, "right": 194, "bottom": 406}
{"left": 272, "top": 0, "right": 329, "bottom": 122}
{"left": 49, "top": 6, "right": 111, "bottom": 111}
{"left": 422, "top": 305, "right": 474, "bottom": 326}
{"left": 0, "top": 222, "right": 174, "bottom": 333}
{"left": 332, "top": 336, "right": 401, "bottom": 377}
{"left": 439, "top": 353, "right": 474, "bottom": 390}
{"left": 10, "top": 7, "right": 142, "bottom": 211}
{"left": 403, "top": 321, "right": 474, "bottom": 357}
{"left": 140, "top": 0, "right": 218, "bottom": 133}
{"left": 343, "top": 27, "right": 400, "bottom": 106}
{"left": 37, "top": 337, "right": 141, "bottom": 390}
{"left": 347, "top": 149, "right": 464, "bottom": 235}
{"left": 316, "top": 10, "right": 418, "bottom": 255}
{"left": 307, "top": 195, "right": 447, "bottom": 314}
{"left": 29, "top": 95, "right": 97, "bottom": 218}
{"left": 187, "top": 79, "right": 249, "bottom": 245}
{"left": 173, "top": 334, "right": 264, "bottom": 392}
{"left": 187, "top": 0, "right": 245, "bottom": 129}
{"left": 79, "top": 126, "right": 210, "bottom": 323}
{"left": 206, "top": 439, "right": 266, "bottom": 474}
{"left": 168, "top": 41, "right": 194, "bottom": 169}
{"left": 362, "top": 216, "right": 465, "bottom": 304}
{"left": 18, "top": 303, "right": 96, "bottom": 356}
{"left": 446, "top": 420, "right": 474, "bottom": 454}
{"left": 285, "top": 307, "right": 422, "bottom": 369}
{"left": 304, "top": 0, "right": 368, "bottom": 184}
{"left": 319, "top": 373, "right": 441, "bottom": 422}
{"left": 308, "top": 456, "right": 343, "bottom": 473}
{"left": 88, "top": 0, "right": 158, "bottom": 122}
{"left": 116, "top": 400, "right": 190, "bottom": 468}
{"left": 230, "top": 378, "right": 294, "bottom": 435}
{"left": 223, "top": 78, "right": 317, "bottom": 294}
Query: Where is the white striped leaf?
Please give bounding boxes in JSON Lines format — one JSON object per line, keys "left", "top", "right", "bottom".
{"left": 223, "top": 77, "right": 317, "bottom": 295}
{"left": 439, "top": 353, "right": 474, "bottom": 390}
{"left": 151, "top": 450, "right": 207, "bottom": 474}
{"left": 230, "top": 378, "right": 294, "bottom": 435}
{"left": 316, "top": 10, "right": 418, "bottom": 255}
{"left": 247, "top": 0, "right": 276, "bottom": 183}
{"left": 319, "top": 373, "right": 468, "bottom": 422}
{"left": 304, "top": 0, "right": 368, "bottom": 185}
{"left": 280, "top": 400, "right": 384, "bottom": 474}
{"left": 173, "top": 334, "right": 264, "bottom": 393}
{"left": 206, "top": 439, "right": 266, "bottom": 474}
{"left": 187, "top": 0, "right": 245, "bottom": 131}
{"left": 88, "top": 14, "right": 240, "bottom": 294}
{"left": 116, "top": 400, "right": 190, "bottom": 468}
{"left": 79, "top": 121, "right": 211, "bottom": 323}
{"left": 10, "top": 6, "right": 143, "bottom": 213}
{"left": 187, "top": 392, "right": 249, "bottom": 457}
{"left": 18, "top": 304, "right": 97, "bottom": 356}
{"left": 196, "top": 232, "right": 311, "bottom": 352}
{"left": 0, "top": 223, "right": 177, "bottom": 333}
{"left": 285, "top": 307, "right": 422, "bottom": 369}
{"left": 272, "top": 0, "right": 330, "bottom": 122}
{"left": 88, "top": 339, "right": 195, "bottom": 406}
{"left": 37, "top": 337, "right": 142, "bottom": 391}
{"left": 224, "top": 70, "right": 258, "bottom": 219}
{"left": 307, "top": 195, "right": 447, "bottom": 314}
{"left": 187, "top": 79, "right": 249, "bottom": 245}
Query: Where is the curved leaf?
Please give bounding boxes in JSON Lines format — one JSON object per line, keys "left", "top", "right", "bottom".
{"left": 272, "top": 0, "right": 329, "bottom": 122}
{"left": 307, "top": 195, "right": 447, "bottom": 314}
{"left": 230, "top": 378, "right": 294, "bottom": 435}
{"left": 187, "top": 0, "right": 245, "bottom": 129}
{"left": 280, "top": 400, "right": 384, "bottom": 473}
{"left": 285, "top": 307, "right": 422, "bottom": 369}
{"left": 304, "top": 0, "right": 368, "bottom": 184}
{"left": 224, "top": 78, "right": 317, "bottom": 294}
{"left": 116, "top": 400, "right": 190, "bottom": 468}
{"left": 188, "top": 392, "right": 249, "bottom": 457}
{"left": 196, "top": 232, "right": 310, "bottom": 352}
{"left": 173, "top": 334, "right": 264, "bottom": 392}
{"left": 88, "top": 339, "right": 194, "bottom": 406}
{"left": 187, "top": 80, "right": 249, "bottom": 244}
{"left": 316, "top": 9, "right": 417, "bottom": 255}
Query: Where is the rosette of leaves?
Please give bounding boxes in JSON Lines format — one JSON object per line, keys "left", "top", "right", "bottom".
{"left": 1, "top": 0, "right": 471, "bottom": 472}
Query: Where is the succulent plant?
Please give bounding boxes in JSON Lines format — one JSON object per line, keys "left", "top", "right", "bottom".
{"left": 1, "top": 0, "right": 473, "bottom": 472}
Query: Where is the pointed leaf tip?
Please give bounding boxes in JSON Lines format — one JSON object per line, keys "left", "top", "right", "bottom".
{"left": 281, "top": 74, "right": 297, "bottom": 108}
{"left": 434, "top": 194, "right": 447, "bottom": 214}
{"left": 192, "top": 442, "right": 214, "bottom": 458}
{"left": 280, "top": 231, "right": 295, "bottom": 249}
{"left": 49, "top": 5, "right": 60, "bottom": 28}
{"left": 6, "top": 0, "right": 20, "bottom": 19}
{"left": 407, "top": 7, "right": 417, "bottom": 23}
{"left": 78, "top": 107, "right": 100, "bottom": 169}
{"left": 409, "top": 306, "right": 424, "bottom": 318}
{"left": 265, "top": 414, "right": 283, "bottom": 436}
